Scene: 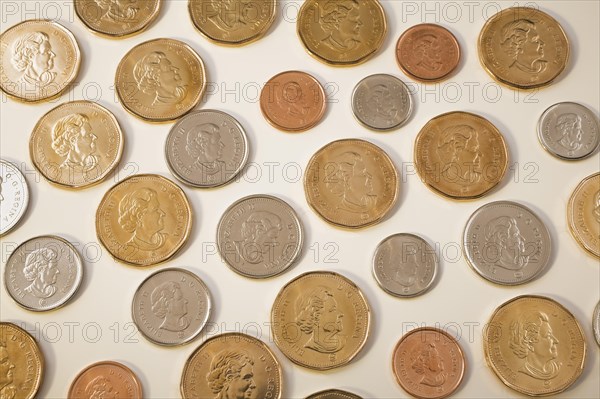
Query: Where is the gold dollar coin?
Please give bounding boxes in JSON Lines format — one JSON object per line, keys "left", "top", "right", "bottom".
{"left": 0, "top": 20, "right": 81, "bottom": 103}
{"left": 478, "top": 7, "right": 569, "bottom": 90}
{"left": 30, "top": 100, "right": 124, "bottom": 189}
{"left": 568, "top": 172, "right": 600, "bottom": 258}
{"left": 115, "top": 38, "right": 207, "bottom": 122}
{"left": 304, "top": 139, "right": 399, "bottom": 229}
{"left": 483, "top": 295, "right": 586, "bottom": 396}
{"left": 74, "top": 0, "right": 161, "bottom": 38}
{"left": 297, "top": 0, "right": 387, "bottom": 66}
{"left": 189, "top": 0, "right": 276, "bottom": 46}
{"left": 271, "top": 271, "right": 371, "bottom": 370}
{"left": 96, "top": 174, "right": 193, "bottom": 266}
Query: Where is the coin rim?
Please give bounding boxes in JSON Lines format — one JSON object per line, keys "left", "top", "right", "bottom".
{"left": 0, "top": 159, "right": 29, "bottom": 236}
{"left": 567, "top": 172, "right": 600, "bottom": 258}
{"left": 593, "top": 301, "right": 600, "bottom": 347}
{"left": 304, "top": 389, "right": 363, "bottom": 399}
{"left": 67, "top": 360, "right": 143, "bottom": 398}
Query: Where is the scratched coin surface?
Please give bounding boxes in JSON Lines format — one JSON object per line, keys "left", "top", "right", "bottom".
{"left": 0, "top": 20, "right": 81, "bottom": 103}
{"left": 594, "top": 301, "right": 600, "bottom": 347}
{"left": 96, "top": 174, "right": 193, "bottom": 266}
{"left": 189, "top": 0, "right": 276, "bottom": 45}
{"left": 567, "top": 172, "right": 600, "bottom": 258}
{"left": 0, "top": 159, "right": 29, "bottom": 236}
{"left": 132, "top": 267, "right": 211, "bottom": 346}
{"left": 181, "top": 332, "right": 282, "bottom": 399}
{"left": 260, "top": 70, "right": 326, "bottom": 132}
{"left": 4, "top": 235, "right": 83, "bottom": 311}
{"left": 305, "top": 389, "right": 363, "bottom": 399}
{"left": 414, "top": 111, "right": 508, "bottom": 200}
{"left": 297, "top": 0, "right": 387, "bottom": 66}
{"left": 351, "top": 73, "right": 412, "bottom": 131}
{"left": 30, "top": 100, "right": 124, "bottom": 189}
{"left": 392, "top": 327, "right": 466, "bottom": 399}
{"left": 74, "top": 0, "right": 161, "bottom": 38}
{"left": 271, "top": 271, "right": 371, "bottom": 370}
{"left": 115, "top": 38, "right": 206, "bottom": 122}
{"left": 0, "top": 322, "right": 44, "bottom": 399}
{"left": 68, "top": 361, "right": 143, "bottom": 399}
{"left": 305, "top": 139, "right": 399, "bottom": 229}
{"left": 483, "top": 295, "right": 586, "bottom": 396}
{"left": 478, "top": 7, "right": 569, "bottom": 89}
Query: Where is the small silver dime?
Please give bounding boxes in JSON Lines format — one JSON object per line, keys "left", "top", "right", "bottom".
{"left": 372, "top": 233, "right": 437, "bottom": 297}
{"left": 463, "top": 201, "right": 551, "bottom": 286}
{"left": 537, "top": 102, "right": 599, "bottom": 160}
{"left": 4, "top": 235, "right": 83, "bottom": 311}
{"left": 351, "top": 74, "right": 412, "bottom": 131}
{"left": 165, "top": 109, "right": 249, "bottom": 188}
{"left": 305, "top": 389, "right": 363, "bottom": 399}
{"left": 0, "top": 160, "right": 29, "bottom": 235}
{"left": 132, "top": 267, "right": 211, "bottom": 346}
{"left": 217, "top": 195, "right": 303, "bottom": 278}
{"left": 594, "top": 301, "right": 600, "bottom": 347}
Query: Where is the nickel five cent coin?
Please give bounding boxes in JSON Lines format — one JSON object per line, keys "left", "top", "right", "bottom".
{"left": 593, "top": 301, "right": 600, "bottom": 347}
{"left": 305, "top": 389, "right": 363, "bottom": 399}
{"left": 68, "top": 361, "right": 143, "bottom": 398}
{"left": 0, "top": 159, "right": 29, "bottom": 236}
{"left": 74, "top": 0, "right": 161, "bottom": 38}
{"left": 567, "top": 172, "right": 600, "bottom": 258}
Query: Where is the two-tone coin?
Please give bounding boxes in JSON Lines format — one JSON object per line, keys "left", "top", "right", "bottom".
{"left": 593, "top": 301, "right": 600, "bottom": 347}
{"left": 0, "top": 159, "right": 29, "bottom": 236}
{"left": 68, "top": 361, "right": 142, "bottom": 398}
{"left": 74, "top": 0, "right": 161, "bottom": 38}
{"left": 567, "top": 172, "right": 600, "bottom": 258}
{"left": 306, "top": 389, "right": 363, "bottom": 399}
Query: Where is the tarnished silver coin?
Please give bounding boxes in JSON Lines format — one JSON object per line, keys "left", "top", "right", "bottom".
{"left": 132, "top": 267, "right": 211, "bottom": 346}
{"left": 351, "top": 74, "right": 412, "bottom": 131}
{"left": 217, "top": 195, "right": 303, "bottom": 278}
{"left": 463, "top": 201, "right": 551, "bottom": 286}
{"left": 305, "top": 389, "right": 363, "bottom": 399}
{"left": 165, "top": 109, "right": 249, "bottom": 188}
{"left": 594, "top": 301, "right": 600, "bottom": 347}
{"left": 372, "top": 233, "right": 437, "bottom": 297}
{"left": 537, "top": 102, "right": 600, "bottom": 160}
{"left": 4, "top": 235, "right": 83, "bottom": 311}
{"left": 0, "top": 160, "right": 29, "bottom": 236}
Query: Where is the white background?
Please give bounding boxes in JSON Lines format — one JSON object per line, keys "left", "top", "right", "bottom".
{"left": 1, "top": 1, "right": 599, "bottom": 398}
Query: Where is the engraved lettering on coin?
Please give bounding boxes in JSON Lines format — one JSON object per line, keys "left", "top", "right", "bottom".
{"left": 118, "top": 188, "right": 167, "bottom": 251}
{"left": 319, "top": 1, "right": 363, "bottom": 52}
{"left": 95, "top": 0, "right": 140, "bottom": 23}
{"left": 501, "top": 19, "right": 547, "bottom": 74}
{"left": 437, "top": 125, "right": 482, "bottom": 185}
{"left": 84, "top": 376, "right": 118, "bottom": 398}
{"left": 12, "top": 31, "right": 56, "bottom": 90}
{"left": 411, "top": 342, "right": 447, "bottom": 387}
{"left": 133, "top": 52, "right": 187, "bottom": 105}
{"left": 484, "top": 216, "right": 530, "bottom": 270}
{"left": 51, "top": 113, "right": 98, "bottom": 173}
{"left": 207, "top": 350, "right": 256, "bottom": 399}
{"left": 151, "top": 281, "right": 190, "bottom": 332}
{"left": 326, "top": 152, "right": 377, "bottom": 213}
{"left": 185, "top": 123, "right": 226, "bottom": 176}
{"left": 23, "top": 247, "right": 59, "bottom": 299}
{"left": 68, "top": 361, "right": 142, "bottom": 399}
{"left": 0, "top": 160, "right": 29, "bottom": 236}
{"left": 413, "top": 34, "right": 442, "bottom": 72}
{"left": 237, "top": 211, "right": 282, "bottom": 265}
{"left": 0, "top": 342, "right": 16, "bottom": 399}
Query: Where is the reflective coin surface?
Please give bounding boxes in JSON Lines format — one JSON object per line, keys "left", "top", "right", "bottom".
{"left": 351, "top": 74, "right": 412, "bottom": 131}
{"left": 567, "top": 172, "right": 600, "bottom": 258}
{"left": 0, "top": 159, "right": 29, "bottom": 236}
{"left": 74, "top": 0, "right": 161, "bottom": 38}
{"left": 68, "top": 361, "right": 143, "bottom": 399}
{"left": 594, "top": 301, "right": 600, "bottom": 347}
{"left": 305, "top": 389, "right": 363, "bottom": 399}
{"left": 217, "top": 194, "right": 303, "bottom": 278}
{"left": 165, "top": 109, "right": 249, "bottom": 188}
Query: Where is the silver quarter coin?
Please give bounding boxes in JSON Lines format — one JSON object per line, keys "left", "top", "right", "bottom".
{"left": 4, "top": 235, "right": 83, "bottom": 311}
{"left": 594, "top": 301, "right": 600, "bottom": 347}
{"left": 0, "top": 159, "right": 29, "bottom": 236}
{"left": 165, "top": 109, "right": 249, "bottom": 188}
{"left": 537, "top": 102, "right": 599, "bottom": 160}
{"left": 132, "top": 267, "right": 211, "bottom": 346}
{"left": 351, "top": 74, "right": 412, "bottom": 131}
{"left": 372, "top": 233, "right": 437, "bottom": 297}
{"left": 463, "top": 201, "right": 551, "bottom": 286}
{"left": 217, "top": 194, "right": 303, "bottom": 278}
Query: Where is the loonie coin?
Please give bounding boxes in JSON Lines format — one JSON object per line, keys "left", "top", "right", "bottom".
{"left": 297, "top": 0, "right": 386, "bottom": 66}
{"left": 483, "top": 295, "right": 586, "bottom": 396}
{"left": 594, "top": 301, "right": 600, "bottom": 347}
{"left": 74, "top": 0, "right": 161, "bottom": 38}
{"left": 0, "top": 159, "right": 29, "bottom": 236}
{"left": 567, "top": 172, "right": 600, "bottom": 258}
{"left": 189, "top": 0, "right": 276, "bottom": 46}
{"left": 396, "top": 23, "right": 461, "bottom": 83}
{"left": 271, "top": 271, "right": 370, "bottom": 370}
{"left": 96, "top": 174, "right": 193, "bottom": 266}
{"left": 0, "top": 322, "right": 44, "bottom": 399}
{"left": 4, "top": 235, "right": 84, "bottom": 311}
{"left": 30, "top": 100, "right": 124, "bottom": 189}
{"left": 478, "top": 7, "right": 569, "bottom": 90}
{"left": 414, "top": 111, "right": 508, "bottom": 200}
{"left": 392, "top": 327, "right": 466, "bottom": 399}
{"left": 304, "top": 139, "right": 398, "bottom": 229}
{"left": 68, "top": 361, "right": 142, "bottom": 398}
{"left": 181, "top": 332, "right": 282, "bottom": 399}
{"left": 0, "top": 20, "right": 81, "bottom": 103}
{"left": 115, "top": 38, "right": 207, "bottom": 122}
{"left": 217, "top": 194, "right": 303, "bottom": 278}
{"left": 351, "top": 74, "right": 412, "bottom": 131}
{"left": 306, "top": 389, "right": 363, "bottom": 399}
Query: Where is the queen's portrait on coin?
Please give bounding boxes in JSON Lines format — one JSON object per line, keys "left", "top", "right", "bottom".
{"left": 23, "top": 247, "right": 60, "bottom": 299}
{"left": 555, "top": 113, "right": 583, "bottom": 151}
{"left": 501, "top": 19, "right": 547, "bottom": 74}
{"left": 207, "top": 350, "right": 256, "bottom": 399}
{"left": 411, "top": 342, "right": 447, "bottom": 387}
{"left": 118, "top": 188, "right": 167, "bottom": 251}
{"left": 326, "top": 152, "right": 377, "bottom": 213}
{"left": 413, "top": 34, "right": 442, "bottom": 72}
{"left": 95, "top": 0, "right": 140, "bottom": 23}
{"left": 185, "top": 123, "right": 226, "bottom": 176}
{"left": 151, "top": 281, "right": 190, "bottom": 332}
{"left": 51, "top": 113, "right": 98, "bottom": 172}
{"left": 133, "top": 52, "right": 187, "bottom": 105}
{"left": 12, "top": 31, "right": 56, "bottom": 90}
{"left": 366, "top": 84, "right": 398, "bottom": 119}
{"left": 208, "top": 0, "right": 248, "bottom": 33}
{"left": 275, "top": 82, "right": 311, "bottom": 123}
{"left": 437, "top": 125, "right": 482, "bottom": 184}
{"left": 319, "top": 0, "right": 363, "bottom": 51}
{"left": 0, "top": 342, "right": 16, "bottom": 399}
{"left": 85, "top": 376, "right": 118, "bottom": 399}
{"left": 236, "top": 211, "right": 282, "bottom": 264}
{"left": 484, "top": 216, "right": 530, "bottom": 270}
{"left": 393, "top": 252, "right": 418, "bottom": 287}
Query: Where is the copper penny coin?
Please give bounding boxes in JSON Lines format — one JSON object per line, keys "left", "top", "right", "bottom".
{"left": 68, "top": 361, "right": 142, "bottom": 398}
{"left": 260, "top": 70, "right": 326, "bottom": 132}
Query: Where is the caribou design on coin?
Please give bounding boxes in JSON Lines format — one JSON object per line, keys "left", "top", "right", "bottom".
{"left": 133, "top": 52, "right": 186, "bottom": 106}
{"left": 118, "top": 188, "right": 167, "bottom": 251}
{"left": 12, "top": 32, "right": 56, "bottom": 90}
{"left": 206, "top": 350, "right": 256, "bottom": 399}
{"left": 151, "top": 281, "right": 190, "bottom": 332}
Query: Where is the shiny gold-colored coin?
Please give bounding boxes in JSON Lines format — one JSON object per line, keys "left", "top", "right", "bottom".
{"left": 0, "top": 20, "right": 81, "bottom": 103}
{"left": 189, "top": 0, "right": 276, "bottom": 46}
{"left": 483, "top": 295, "right": 586, "bottom": 396}
{"left": 297, "top": 0, "right": 387, "bottom": 66}
{"left": 304, "top": 139, "right": 399, "bottom": 229}
{"left": 96, "top": 174, "right": 193, "bottom": 266}
{"left": 74, "top": 0, "right": 161, "bottom": 38}
{"left": 115, "top": 38, "right": 207, "bottom": 122}
{"left": 478, "top": 7, "right": 569, "bottom": 90}
{"left": 30, "top": 100, "right": 124, "bottom": 189}
{"left": 0, "top": 322, "right": 44, "bottom": 399}
{"left": 271, "top": 271, "right": 371, "bottom": 370}
{"left": 414, "top": 111, "right": 508, "bottom": 200}
{"left": 181, "top": 332, "right": 282, "bottom": 399}
{"left": 568, "top": 172, "right": 600, "bottom": 258}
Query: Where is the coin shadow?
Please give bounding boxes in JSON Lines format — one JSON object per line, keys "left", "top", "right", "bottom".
{"left": 1, "top": 157, "right": 37, "bottom": 231}
{"left": 117, "top": 359, "right": 148, "bottom": 397}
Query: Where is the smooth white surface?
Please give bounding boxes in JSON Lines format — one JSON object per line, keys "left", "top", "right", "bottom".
{"left": 1, "top": 1, "right": 599, "bottom": 398}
